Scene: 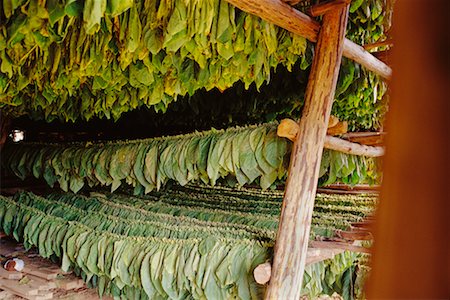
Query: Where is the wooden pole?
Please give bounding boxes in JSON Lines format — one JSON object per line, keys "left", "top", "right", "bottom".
{"left": 373, "top": 49, "right": 392, "bottom": 65}
{"left": 363, "top": 39, "right": 394, "bottom": 51}
{"left": 308, "top": 0, "right": 351, "bottom": 17}
{"left": 255, "top": 240, "right": 369, "bottom": 285}
{"left": 265, "top": 5, "right": 349, "bottom": 300}
{"left": 324, "top": 135, "right": 385, "bottom": 157}
{"left": 277, "top": 119, "right": 385, "bottom": 157}
{"left": 224, "top": 0, "right": 392, "bottom": 79}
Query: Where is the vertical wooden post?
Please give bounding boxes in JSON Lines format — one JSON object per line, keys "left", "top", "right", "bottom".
{"left": 265, "top": 5, "right": 349, "bottom": 300}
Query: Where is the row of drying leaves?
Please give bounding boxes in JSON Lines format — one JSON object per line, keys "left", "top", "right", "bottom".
{"left": 1, "top": 123, "right": 381, "bottom": 193}
{"left": 0, "top": 186, "right": 375, "bottom": 299}
{"left": 0, "top": 0, "right": 389, "bottom": 127}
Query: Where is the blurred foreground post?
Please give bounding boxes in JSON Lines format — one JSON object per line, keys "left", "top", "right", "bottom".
{"left": 368, "top": 0, "right": 449, "bottom": 298}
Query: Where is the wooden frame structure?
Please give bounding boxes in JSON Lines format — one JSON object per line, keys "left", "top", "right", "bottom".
{"left": 222, "top": 0, "right": 392, "bottom": 298}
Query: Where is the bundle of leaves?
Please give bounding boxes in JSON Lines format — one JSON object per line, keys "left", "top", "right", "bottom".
{"left": 1, "top": 0, "right": 389, "bottom": 129}
{"left": 0, "top": 186, "right": 376, "bottom": 299}
{"left": 1, "top": 123, "right": 381, "bottom": 193}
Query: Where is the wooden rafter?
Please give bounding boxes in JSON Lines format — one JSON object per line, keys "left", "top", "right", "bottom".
{"left": 264, "top": 4, "right": 350, "bottom": 299}
{"left": 324, "top": 136, "right": 385, "bottom": 157}
{"left": 224, "top": 0, "right": 392, "bottom": 79}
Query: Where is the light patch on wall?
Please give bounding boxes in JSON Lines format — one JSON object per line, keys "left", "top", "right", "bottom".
{"left": 10, "top": 130, "right": 25, "bottom": 143}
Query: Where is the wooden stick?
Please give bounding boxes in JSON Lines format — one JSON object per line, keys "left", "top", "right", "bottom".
{"left": 265, "top": 6, "right": 349, "bottom": 299}
{"left": 317, "top": 188, "right": 379, "bottom": 195}
{"left": 328, "top": 115, "right": 340, "bottom": 128}
{"left": 336, "top": 229, "right": 373, "bottom": 241}
{"left": 254, "top": 241, "right": 367, "bottom": 285}
{"left": 310, "top": 240, "right": 371, "bottom": 253}
{"left": 324, "top": 183, "right": 381, "bottom": 191}
{"left": 308, "top": 0, "right": 352, "bottom": 17}
{"left": 305, "top": 248, "right": 344, "bottom": 265}
{"left": 277, "top": 118, "right": 300, "bottom": 141}
{"left": 326, "top": 120, "right": 348, "bottom": 136}
{"left": 364, "top": 39, "right": 394, "bottom": 51}
{"left": 343, "top": 38, "right": 392, "bottom": 79}
{"left": 342, "top": 132, "right": 386, "bottom": 146}
{"left": 324, "top": 135, "right": 385, "bottom": 157}
{"left": 224, "top": 0, "right": 392, "bottom": 79}
{"left": 254, "top": 263, "right": 272, "bottom": 285}
{"left": 278, "top": 119, "right": 385, "bottom": 157}
{"left": 373, "top": 49, "right": 392, "bottom": 65}
{"left": 342, "top": 132, "right": 386, "bottom": 138}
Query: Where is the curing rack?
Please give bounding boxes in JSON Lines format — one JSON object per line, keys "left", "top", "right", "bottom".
{"left": 221, "top": 0, "right": 391, "bottom": 298}
{"left": 0, "top": 0, "right": 392, "bottom": 299}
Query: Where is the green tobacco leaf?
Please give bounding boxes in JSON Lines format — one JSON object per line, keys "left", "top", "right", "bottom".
{"left": 107, "top": 0, "right": 133, "bottom": 17}
{"left": 83, "top": 0, "right": 106, "bottom": 34}
{"left": 65, "top": 0, "right": 84, "bottom": 17}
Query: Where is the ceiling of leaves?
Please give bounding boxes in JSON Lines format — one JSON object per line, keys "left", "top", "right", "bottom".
{"left": 0, "top": 0, "right": 390, "bottom": 123}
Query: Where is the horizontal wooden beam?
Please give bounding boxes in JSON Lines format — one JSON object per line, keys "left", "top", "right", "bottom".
{"left": 254, "top": 246, "right": 345, "bottom": 284}
{"left": 277, "top": 119, "right": 385, "bottom": 157}
{"left": 336, "top": 229, "right": 373, "bottom": 241}
{"left": 308, "top": 0, "right": 352, "bottom": 17}
{"left": 327, "top": 120, "right": 348, "bottom": 136}
{"left": 373, "top": 49, "right": 393, "bottom": 65}
{"left": 224, "top": 0, "right": 393, "bottom": 79}
{"left": 342, "top": 131, "right": 386, "bottom": 146}
{"left": 310, "top": 240, "right": 371, "bottom": 253}
{"left": 317, "top": 188, "right": 379, "bottom": 195}
{"left": 364, "top": 39, "right": 394, "bottom": 51}
{"left": 254, "top": 240, "right": 370, "bottom": 284}
{"left": 324, "top": 183, "right": 381, "bottom": 191}
{"left": 324, "top": 135, "right": 385, "bottom": 157}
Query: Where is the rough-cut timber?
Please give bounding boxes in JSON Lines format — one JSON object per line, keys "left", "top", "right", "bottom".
{"left": 343, "top": 39, "right": 393, "bottom": 78}
{"left": 308, "top": 0, "right": 352, "bottom": 17}
{"left": 277, "top": 118, "right": 385, "bottom": 157}
{"left": 254, "top": 246, "right": 346, "bottom": 285}
{"left": 254, "top": 263, "right": 272, "bottom": 284}
{"left": 225, "top": 0, "right": 320, "bottom": 42}
{"left": 373, "top": 50, "right": 392, "bottom": 65}
{"left": 328, "top": 115, "right": 340, "bottom": 128}
{"left": 224, "top": 0, "right": 392, "bottom": 79}
{"left": 326, "top": 121, "right": 348, "bottom": 136}
{"left": 363, "top": 39, "right": 394, "bottom": 51}
{"left": 342, "top": 132, "right": 386, "bottom": 146}
{"left": 265, "top": 6, "right": 349, "bottom": 300}
{"left": 324, "top": 136, "right": 385, "bottom": 157}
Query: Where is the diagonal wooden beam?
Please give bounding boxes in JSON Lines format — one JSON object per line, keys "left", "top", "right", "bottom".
{"left": 264, "top": 4, "right": 350, "bottom": 299}
{"left": 224, "top": 0, "right": 392, "bottom": 79}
